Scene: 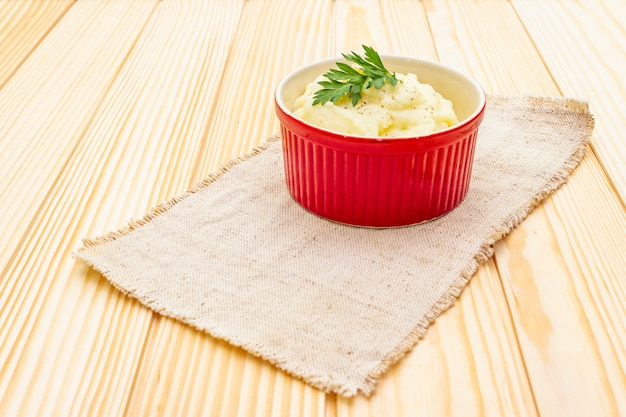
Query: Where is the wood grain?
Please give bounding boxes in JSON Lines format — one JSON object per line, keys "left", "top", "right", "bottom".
{"left": 196, "top": 0, "right": 335, "bottom": 176}
{"left": 0, "top": 0, "right": 624, "bottom": 416}
{"left": 0, "top": 0, "right": 73, "bottom": 87}
{"left": 0, "top": 1, "right": 159, "bottom": 415}
{"left": 425, "top": 1, "right": 626, "bottom": 416}
{"left": 117, "top": 1, "right": 331, "bottom": 415}
{"left": 0, "top": 0, "right": 158, "bottom": 267}
{"left": 325, "top": 1, "right": 539, "bottom": 416}
{"left": 512, "top": 0, "right": 626, "bottom": 201}
{"left": 496, "top": 159, "right": 626, "bottom": 417}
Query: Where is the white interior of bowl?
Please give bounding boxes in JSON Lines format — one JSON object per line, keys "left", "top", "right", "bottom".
{"left": 276, "top": 55, "right": 485, "bottom": 124}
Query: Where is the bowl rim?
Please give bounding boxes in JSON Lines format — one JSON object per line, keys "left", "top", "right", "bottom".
{"left": 275, "top": 54, "right": 486, "bottom": 142}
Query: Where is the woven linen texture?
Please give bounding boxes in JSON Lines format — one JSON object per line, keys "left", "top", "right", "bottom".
{"left": 75, "top": 95, "right": 594, "bottom": 397}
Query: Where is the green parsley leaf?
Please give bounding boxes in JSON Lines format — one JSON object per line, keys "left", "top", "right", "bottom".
{"left": 312, "top": 45, "right": 398, "bottom": 106}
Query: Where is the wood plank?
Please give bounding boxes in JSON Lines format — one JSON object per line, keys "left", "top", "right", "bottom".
{"left": 0, "top": 0, "right": 73, "bottom": 87}
{"left": 424, "top": 0, "right": 560, "bottom": 95}
{"left": 0, "top": 0, "right": 158, "bottom": 268}
{"left": 333, "top": 262, "right": 539, "bottom": 417}
{"left": 119, "top": 1, "right": 335, "bottom": 415}
{"left": 425, "top": 0, "right": 626, "bottom": 416}
{"left": 328, "top": 1, "right": 539, "bottom": 416}
{"left": 1, "top": 1, "right": 623, "bottom": 416}
{"left": 195, "top": 0, "right": 335, "bottom": 176}
{"left": 512, "top": 0, "right": 626, "bottom": 201}
{"left": 3, "top": 0, "right": 316, "bottom": 415}
{"left": 335, "top": 0, "right": 437, "bottom": 57}
{"left": 0, "top": 1, "right": 160, "bottom": 415}
{"left": 496, "top": 155, "right": 626, "bottom": 417}
{"left": 2, "top": 0, "right": 246, "bottom": 412}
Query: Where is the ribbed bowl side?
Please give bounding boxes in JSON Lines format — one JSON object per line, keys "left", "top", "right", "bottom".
{"left": 417, "top": 129, "right": 479, "bottom": 221}
{"left": 280, "top": 126, "right": 480, "bottom": 227}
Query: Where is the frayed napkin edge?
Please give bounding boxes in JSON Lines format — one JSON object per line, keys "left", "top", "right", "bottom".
{"left": 73, "top": 95, "right": 594, "bottom": 398}
{"left": 76, "top": 136, "right": 282, "bottom": 250}
{"left": 357, "top": 95, "right": 594, "bottom": 396}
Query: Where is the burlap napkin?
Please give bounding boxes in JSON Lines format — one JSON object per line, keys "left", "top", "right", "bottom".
{"left": 75, "top": 95, "right": 594, "bottom": 397}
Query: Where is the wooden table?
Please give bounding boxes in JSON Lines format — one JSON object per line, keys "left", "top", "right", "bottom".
{"left": 1, "top": 1, "right": 624, "bottom": 416}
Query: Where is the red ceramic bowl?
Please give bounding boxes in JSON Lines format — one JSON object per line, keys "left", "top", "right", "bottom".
{"left": 275, "top": 55, "right": 486, "bottom": 227}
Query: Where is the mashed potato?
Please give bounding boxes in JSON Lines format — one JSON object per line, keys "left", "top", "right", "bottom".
{"left": 293, "top": 72, "right": 458, "bottom": 137}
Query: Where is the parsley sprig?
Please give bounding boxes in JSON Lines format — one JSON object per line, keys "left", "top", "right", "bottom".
{"left": 312, "top": 45, "right": 399, "bottom": 107}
